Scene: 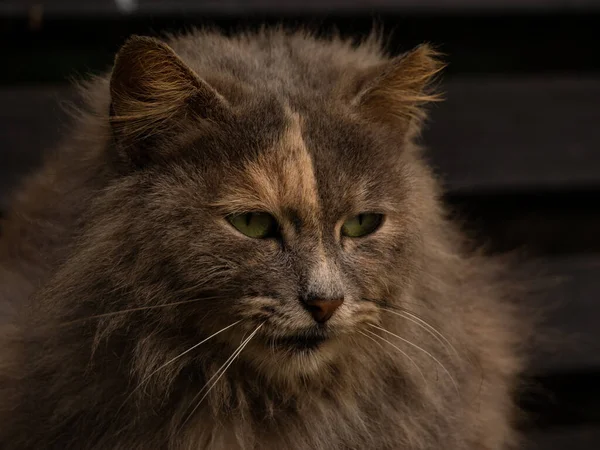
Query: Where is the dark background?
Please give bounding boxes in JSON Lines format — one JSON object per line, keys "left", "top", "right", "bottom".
{"left": 1, "top": 1, "right": 599, "bottom": 448}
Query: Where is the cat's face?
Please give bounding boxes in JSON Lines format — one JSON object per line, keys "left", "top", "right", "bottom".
{"left": 102, "top": 36, "right": 441, "bottom": 380}
{"left": 116, "top": 99, "right": 425, "bottom": 379}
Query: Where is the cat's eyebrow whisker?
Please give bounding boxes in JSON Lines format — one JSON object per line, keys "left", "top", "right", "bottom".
{"left": 367, "top": 324, "right": 460, "bottom": 395}
{"left": 358, "top": 329, "right": 427, "bottom": 386}
{"left": 181, "top": 323, "right": 264, "bottom": 428}
{"left": 379, "top": 306, "right": 460, "bottom": 359}
{"left": 119, "top": 320, "right": 242, "bottom": 410}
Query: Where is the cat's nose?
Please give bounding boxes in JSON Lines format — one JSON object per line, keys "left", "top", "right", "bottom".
{"left": 302, "top": 297, "right": 344, "bottom": 323}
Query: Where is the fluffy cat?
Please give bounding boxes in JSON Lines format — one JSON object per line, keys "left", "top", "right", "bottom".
{"left": 0, "top": 29, "right": 527, "bottom": 449}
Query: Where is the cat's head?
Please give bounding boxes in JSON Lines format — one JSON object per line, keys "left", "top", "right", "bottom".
{"left": 76, "top": 34, "right": 444, "bottom": 381}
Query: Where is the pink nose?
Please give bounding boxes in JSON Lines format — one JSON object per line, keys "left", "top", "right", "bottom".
{"left": 303, "top": 297, "right": 344, "bottom": 323}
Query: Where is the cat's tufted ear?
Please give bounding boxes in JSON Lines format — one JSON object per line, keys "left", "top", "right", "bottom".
{"left": 353, "top": 44, "right": 445, "bottom": 136}
{"left": 109, "top": 36, "right": 230, "bottom": 166}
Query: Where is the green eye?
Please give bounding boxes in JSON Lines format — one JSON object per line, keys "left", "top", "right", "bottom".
{"left": 227, "top": 212, "right": 278, "bottom": 239}
{"left": 341, "top": 213, "right": 383, "bottom": 238}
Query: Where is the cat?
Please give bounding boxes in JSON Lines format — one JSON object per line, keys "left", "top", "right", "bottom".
{"left": 0, "top": 29, "right": 528, "bottom": 449}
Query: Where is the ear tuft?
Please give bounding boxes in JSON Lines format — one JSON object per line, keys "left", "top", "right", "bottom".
{"left": 355, "top": 44, "right": 446, "bottom": 130}
{"left": 109, "top": 36, "right": 228, "bottom": 164}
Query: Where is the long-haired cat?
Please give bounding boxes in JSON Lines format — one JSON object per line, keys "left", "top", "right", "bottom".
{"left": 0, "top": 29, "right": 527, "bottom": 449}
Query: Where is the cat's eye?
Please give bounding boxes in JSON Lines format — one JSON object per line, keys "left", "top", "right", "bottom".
{"left": 227, "top": 212, "right": 279, "bottom": 239}
{"left": 341, "top": 213, "right": 383, "bottom": 238}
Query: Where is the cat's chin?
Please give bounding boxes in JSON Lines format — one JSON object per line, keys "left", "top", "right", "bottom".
{"left": 245, "top": 328, "right": 345, "bottom": 381}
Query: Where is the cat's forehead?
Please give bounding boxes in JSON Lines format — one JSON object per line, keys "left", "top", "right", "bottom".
{"left": 212, "top": 104, "right": 401, "bottom": 221}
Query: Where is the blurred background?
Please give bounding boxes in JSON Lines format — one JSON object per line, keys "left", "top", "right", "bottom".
{"left": 1, "top": 1, "right": 599, "bottom": 448}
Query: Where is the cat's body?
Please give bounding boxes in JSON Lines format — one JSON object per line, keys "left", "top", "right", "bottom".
{"left": 0, "top": 30, "right": 525, "bottom": 449}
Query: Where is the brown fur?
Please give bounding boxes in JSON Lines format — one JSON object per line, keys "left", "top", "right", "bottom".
{"left": 0, "top": 28, "right": 528, "bottom": 449}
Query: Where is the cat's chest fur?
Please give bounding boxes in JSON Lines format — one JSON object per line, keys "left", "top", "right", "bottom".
{"left": 180, "top": 379, "right": 446, "bottom": 450}
{"left": 137, "top": 355, "right": 458, "bottom": 450}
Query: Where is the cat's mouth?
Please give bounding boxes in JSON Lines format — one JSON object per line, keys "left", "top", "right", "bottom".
{"left": 267, "top": 330, "right": 330, "bottom": 351}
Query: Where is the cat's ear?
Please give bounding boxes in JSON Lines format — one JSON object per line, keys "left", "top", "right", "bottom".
{"left": 353, "top": 44, "right": 445, "bottom": 135}
{"left": 109, "top": 36, "right": 229, "bottom": 166}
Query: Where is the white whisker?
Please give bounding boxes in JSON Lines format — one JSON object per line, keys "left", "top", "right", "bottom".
{"left": 380, "top": 306, "right": 460, "bottom": 359}
{"left": 358, "top": 330, "right": 426, "bottom": 385}
{"left": 181, "top": 323, "right": 264, "bottom": 427}
{"left": 59, "top": 297, "right": 221, "bottom": 326}
{"left": 368, "top": 323, "right": 459, "bottom": 395}
{"left": 122, "top": 320, "right": 242, "bottom": 408}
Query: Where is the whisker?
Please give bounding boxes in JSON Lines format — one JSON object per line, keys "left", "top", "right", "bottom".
{"left": 358, "top": 329, "right": 427, "bottom": 386}
{"left": 58, "top": 297, "right": 221, "bottom": 326}
{"left": 118, "top": 320, "right": 242, "bottom": 411}
{"left": 368, "top": 323, "right": 460, "bottom": 395}
{"left": 379, "top": 306, "right": 460, "bottom": 359}
{"left": 181, "top": 323, "right": 264, "bottom": 427}
{"left": 374, "top": 301, "right": 484, "bottom": 383}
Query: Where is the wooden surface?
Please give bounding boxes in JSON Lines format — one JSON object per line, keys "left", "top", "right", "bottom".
{"left": 3, "top": 0, "right": 600, "bottom": 16}
{"left": 427, "top": 77, "right": 600, "bottom": 193}
{"left": 528, "top": 428, "right": 600, "bottom": 450}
